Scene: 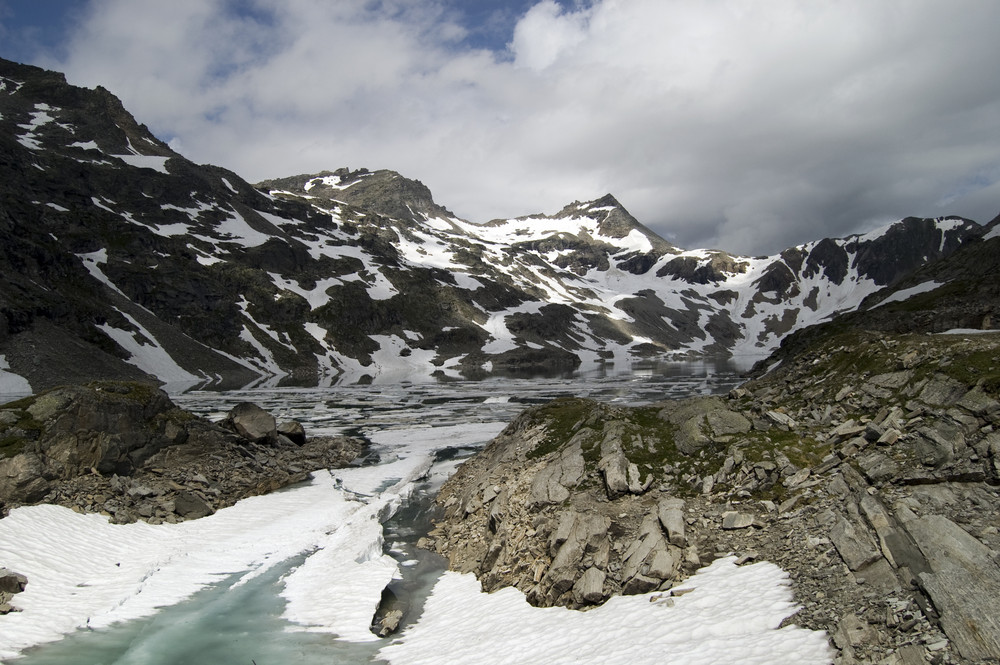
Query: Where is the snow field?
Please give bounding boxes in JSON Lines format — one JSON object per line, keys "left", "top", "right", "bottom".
{"left": 380, "top": 560, "right": 832, "bottom": 665}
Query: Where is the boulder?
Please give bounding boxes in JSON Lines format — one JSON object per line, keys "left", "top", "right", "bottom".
{"left": 0, "top": 453, "right": 51, "bottom": 503}
{"left": 173, "top": 490, "right": 214, "bottom": 519}
{"left": 0, "top": 568, "right": 27, "bottom": 594}
{"left": 276, "top": 420, "right": 306, "bottom": 445}
{"left": 657, "top": 498, "right": 687, "bottom": 547}
{"left": 572, "top": 566, "right": 607, "bottom": 605}
{"left": 224, "top": 403, "right": 277, "bottom": 444}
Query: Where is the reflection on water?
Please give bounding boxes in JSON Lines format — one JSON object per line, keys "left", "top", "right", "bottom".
{"left": 11, "top": 362, "right": 750, "bottom": 665}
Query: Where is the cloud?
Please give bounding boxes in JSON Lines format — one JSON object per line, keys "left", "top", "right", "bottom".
{"left": 36, "top": 0, "right": 1000, "bottom": 255}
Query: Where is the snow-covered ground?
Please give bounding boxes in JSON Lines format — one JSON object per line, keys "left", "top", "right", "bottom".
{"left": 0, "top": 373, "right": 831, "bottom": 664}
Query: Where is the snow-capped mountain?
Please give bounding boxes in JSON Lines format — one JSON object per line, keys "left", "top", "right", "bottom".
{"left": 0, "top": 58, "right": 988, "bottom": 391}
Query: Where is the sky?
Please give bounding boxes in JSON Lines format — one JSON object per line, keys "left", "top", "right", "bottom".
{"left": 2, "top": 0, "right": 1000, "bottom": 256}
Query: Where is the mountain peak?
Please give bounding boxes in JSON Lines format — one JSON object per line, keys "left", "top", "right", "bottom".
{"left": 258, "top": 168, "right": 457, "bottom": 224}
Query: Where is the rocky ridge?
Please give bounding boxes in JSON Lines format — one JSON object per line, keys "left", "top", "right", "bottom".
{"left": 0, "top": 381, "right": 363, "bottom": 525}
{"left": 425, "top": 329, "right": 1000, "bottom": 664}
{"left": 0, "top": 57, "right": 992, "bottom": 393}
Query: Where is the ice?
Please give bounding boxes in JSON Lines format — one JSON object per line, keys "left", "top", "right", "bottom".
{"left": 380, "top": 561, "right": 832, "bottom": 665}
{"left": 0, "top": 354, "right": 31, "bottom": 395}
{"left": 0, "top": 472, "right": 361, "bottom": 660}
{"left": 1, "top": 371, "right": 824, "bottom": 663}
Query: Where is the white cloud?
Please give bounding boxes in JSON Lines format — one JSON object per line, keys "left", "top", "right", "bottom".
{"left": 38, "top": 0, "right": 1000, "bottom": 254}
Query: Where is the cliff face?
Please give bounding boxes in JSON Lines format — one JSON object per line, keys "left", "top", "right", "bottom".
{"left": 1, "top": 57, "right": 991, "bottom": 393}
{"left": 425, "top": 326, "right": 1000, "bottom": 664}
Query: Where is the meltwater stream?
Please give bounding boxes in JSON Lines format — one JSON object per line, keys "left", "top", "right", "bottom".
{"left": 5, "top": 363, "right": 752, "bottom": 665}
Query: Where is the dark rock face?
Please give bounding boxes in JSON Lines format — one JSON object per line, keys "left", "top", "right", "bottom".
{"left": 426, "top": 330, "right": 1000, "bottom": 664}
{"left": 0, "top": 381, "right": 363, "bottom": 522}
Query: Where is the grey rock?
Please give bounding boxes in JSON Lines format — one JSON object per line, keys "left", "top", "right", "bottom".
{"left": 830, "top": 516, "right": 882, "bottom": 571}
{"left": 831, "top": 420, "right": 866, "bottom": 440}
{"left": 225, "top": 403, "right": 277, "bottom": 444}
{"left": 276, "top": 420, "right": 306, "bottom": 445}
{"left": 904, "top": 515, "right": 1000, "bottom": 660}
{"left": 530, "top": 442, "right": 585, "bottom": 505}
{"left": 918, "top": 376, "right": 968, "bottom": 407}
{"left": 374, "top": 609, "right": 403, "bottom": 637}
{"left": 173, "top": 491, "right": 213, "bottom": 519}
{"left": 957, "top": 389, "right": 1000, "bottom": 417}
{"left": 597, "top": 439, "right": 630, "bottom": 497}
{"left": 721, "top": 511, "right": 754, "bottom": 529}
{"left": 0, "top": 453, "right": 51, "bottom": 503}
{"left": 572, "top": 566, "right": 607, "bottom": 604}
{"left": 0, "top": 568, "right": 28, "bottom": 595}
{"left": 658, "top": 498, "right": 687, "bottom": 547}
{"left": 833, "top": 612, "right": 879, "bottom": 649}
{"left": 857, "top": 452, "right": 899, "bottom": 484}
{"left": 622, "top": 573, "right": 660, "bottom": 595}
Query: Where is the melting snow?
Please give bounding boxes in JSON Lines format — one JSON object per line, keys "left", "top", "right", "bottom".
{"left": 112, "top": 154, "right": 171, "bottom": 174}
{"left": 874, "top": 281, "right": 945, "bottom": 308}
{"left": 380, "top": 561, "right": 831, "bottom": 665}
{"left": 97, "top": 310, "right": 201, "bottom": 385}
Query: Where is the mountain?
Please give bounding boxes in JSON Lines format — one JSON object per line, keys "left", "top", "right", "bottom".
{"left": 0, "top": 57, "right": 991, "bottom": 392}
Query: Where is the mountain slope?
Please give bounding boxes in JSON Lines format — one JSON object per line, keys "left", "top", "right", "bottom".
{"left": 0, "top": 58, "right": 991, "bottom": 393}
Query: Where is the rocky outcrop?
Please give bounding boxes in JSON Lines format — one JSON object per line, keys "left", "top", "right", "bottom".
{"left": 0, "top": 381, "right": 363, "bottom": 523}
{"left": 426, "top": 330, "right": 1000, "bottom": 665}
{"left": 0, "top": 567, "right": 27, "bottom": 614}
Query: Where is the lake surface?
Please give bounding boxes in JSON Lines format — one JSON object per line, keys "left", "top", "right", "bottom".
{"left": 6, "top": 361, "right": 762, "bottom": 665}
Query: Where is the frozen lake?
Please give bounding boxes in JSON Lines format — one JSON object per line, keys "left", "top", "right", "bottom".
{"left": 0, "top": 362, "right": 832, "bottom": 664}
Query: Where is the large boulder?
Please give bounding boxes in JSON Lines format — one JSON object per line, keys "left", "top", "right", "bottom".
{"left": 223, "top": 403, "right": 278, "bottom": 444}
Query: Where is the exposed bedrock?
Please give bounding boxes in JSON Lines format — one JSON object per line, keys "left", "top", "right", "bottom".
{"left": 425, "top": 331, "right": 1000, "bottom": 665}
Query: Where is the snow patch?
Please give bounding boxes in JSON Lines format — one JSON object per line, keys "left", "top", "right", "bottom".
{"left": 97, "top": 310, "right": 201, "bottom": 385}
{"left": 113, "top": 154, "right": 171, "bottom": 174}
{"left": 874, "top": 281, "right": 945, "bottom": 309}
{"left": 380, "top": 559, "right": 831, "bottom": 665}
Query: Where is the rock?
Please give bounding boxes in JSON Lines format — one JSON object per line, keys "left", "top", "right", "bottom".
{"left": 0, "top": 568, "right": 28, "bottom": 595}
{"left": 915, "top": 423, "right": 964, "bottom": 467}
{"left": 957, "top": 389, "right": 1000, "bottom": 417}
{"left": 657, "top": 498, "right": 687, "bottom": 547}
{"left": 597, "top": 440, "right": 630, "bottom": 497}
{"left": 276, "top": 420, "right": 306, "bottom": 445}
{"left": 572, "top": 566, "right": 607, "bottom": 604}
{"left": 833, "top": 612, "right": 878, "bottom": 649}
{"left": 374, "top": 609, "right": 403, "bottom": 637}
{"left": 785, "top": 467, "right": 811, "bottom": 487}
{"left": 225, "top": 403, "right": 277, "bottom": 444}
{"left": 173, "top": 491, "right": 214, "bottom": 519}
{"left": 904, "top": 515, "right": 1000, "bottom": 661}
{"left": 0, "top": 453, "right": 51, "bottom": 503}
{"left": 721, "top": 511, "right": 754, "bottom": 529}
{"left": 622, "top": 573, "right": 660, "bottom": 595}
{"left": 857, "top": 452, "right": 899, "bottom": 484}
{"left": 766, "top": 410, "right": 797, "bottom": 430}
{"left": 876, "top": 428, "right": 900, "bottom": 445}
{"left": 829, "top": 516, "right": 882, "bottom": 571}
{"left": 831, "top": 420, "right": 866, "bottom": 440}
{"left": 918, "top": 376, "right": 968, "bottom": 407}
{"left": 530, "top": 442, "right": 585, "bottom": 505}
